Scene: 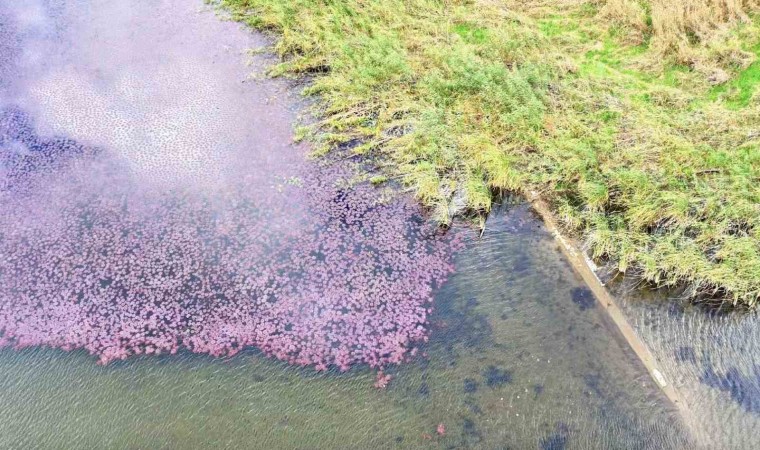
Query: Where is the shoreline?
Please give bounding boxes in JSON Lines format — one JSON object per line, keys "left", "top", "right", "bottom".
{"left": 527, "top": 192, "right": 695, "bottom": 431}
{"left": 216, "top": 0, "right": 760, "bottom": 308}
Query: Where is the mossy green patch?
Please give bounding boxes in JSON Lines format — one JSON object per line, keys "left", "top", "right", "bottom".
{"left": 711, "top": 45, "right": 760, "bottom": 109}
{"left": 452, "top": 23, "right": 488, "bottom": 44}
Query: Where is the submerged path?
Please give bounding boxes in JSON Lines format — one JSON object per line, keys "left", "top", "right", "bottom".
{"left": 0, "top": 1, "right": 693, "bottom": 448}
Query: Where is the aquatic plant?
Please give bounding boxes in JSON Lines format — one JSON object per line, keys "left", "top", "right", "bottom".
{"left": 700, "top": 363, "right": 760, "bottom": 414}
{"left": 0, "top": 106, "right": 456, "bottom": 371}
{"left": 570, "top": 287, "right": 596, "bottom": 311}
{"left": 374, "top": 371, "right": 393, "bottom": 389}
{"left": 540, "top": 422, "right": 570, "bottom": 450}
{"left": 483, "top": 365, "right": 513, "bottom": 387}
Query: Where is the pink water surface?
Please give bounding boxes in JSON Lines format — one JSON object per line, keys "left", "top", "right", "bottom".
{"left": 0, "top": 0, "right": 456, "bottom": 371}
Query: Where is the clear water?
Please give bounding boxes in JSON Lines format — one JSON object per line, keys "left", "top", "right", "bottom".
{"left": 0, "top": 1, "right": 694, "bottom": 448}
{"left": 616, "top": 283, "right": 760, "bottom": 449}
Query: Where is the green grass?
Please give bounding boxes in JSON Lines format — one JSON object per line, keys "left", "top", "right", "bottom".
{"left": 217, "top": 0, "right": 760, "bottom": 307}
{"left": 711, "top": 44, "right": 760, "bottom": 108}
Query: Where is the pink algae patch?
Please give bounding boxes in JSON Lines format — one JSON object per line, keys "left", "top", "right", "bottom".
{"left": 0, "top": 107, "right": 457, "bottom": 371}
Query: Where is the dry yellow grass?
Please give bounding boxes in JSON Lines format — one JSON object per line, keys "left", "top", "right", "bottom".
{"left": 651, "top": 0, "right": 758, "bottom": 58}
{"left": 598, "top": 0, "right": 648, "bottom": 44}
{"left": 595, "top": 0, "right": 759, "bottom": 68}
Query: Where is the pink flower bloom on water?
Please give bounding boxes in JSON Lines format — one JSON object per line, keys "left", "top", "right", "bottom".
{"left": 374, "top": 371, "right": 393, "bottom": 389}
{"left": 0, "top": 110, "right": 458, "bottom": 373}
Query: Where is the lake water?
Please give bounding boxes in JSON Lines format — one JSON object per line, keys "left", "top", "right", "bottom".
{"left": 0, "top": 1, "right": 735, "bottom": 448}
{"left": 0, "top": 201, "right": 691, "bottom": 449}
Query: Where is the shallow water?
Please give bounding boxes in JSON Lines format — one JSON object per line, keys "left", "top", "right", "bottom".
{"left": 0, "top": 203, "right": 690, "bottom": 449}
{"left": 615, "top": 284, "right": 760, "bottom": 449}
{"left": 0, "top": 1, "right": 692, "bottom": 448}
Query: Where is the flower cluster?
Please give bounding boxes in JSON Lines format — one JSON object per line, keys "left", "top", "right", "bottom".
{"left": 0, "top": 107, "right": 456, "bottom": 371}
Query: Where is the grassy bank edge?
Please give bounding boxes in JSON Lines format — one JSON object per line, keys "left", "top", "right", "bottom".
{"left": 214, "top": 0, "right": 760, "bottom": 307}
